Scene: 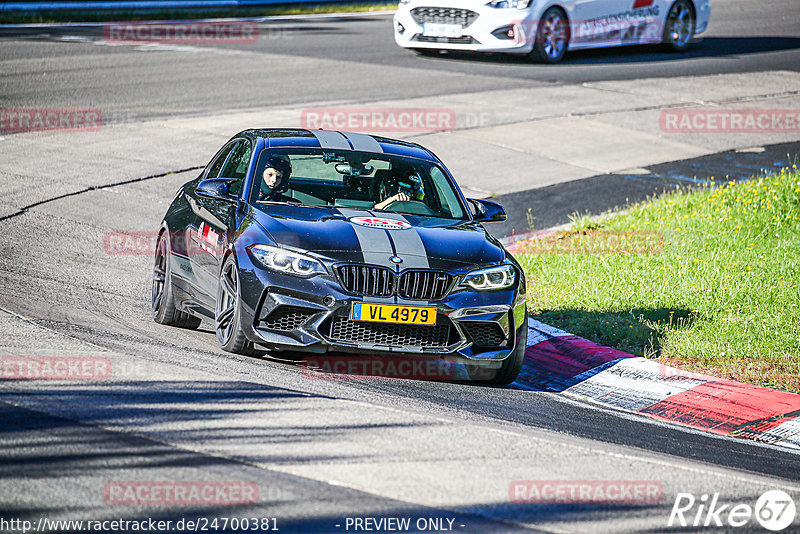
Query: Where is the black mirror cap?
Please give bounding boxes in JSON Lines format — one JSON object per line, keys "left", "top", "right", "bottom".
{"left": 468, "top": 198, "right": 507, "bottom": 222}
{"left": 197, "top": 178, "right": 237, "bottom": 202}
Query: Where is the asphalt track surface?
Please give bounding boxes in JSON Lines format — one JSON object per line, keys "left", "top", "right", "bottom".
{"left": 0, "top": 0, "right": 799, "bottom": 123}
{"left": 2, "top": 2, "right": 800, "bottom": 532}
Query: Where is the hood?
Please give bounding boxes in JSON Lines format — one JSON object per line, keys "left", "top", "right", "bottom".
{"left": 249, "top": 204, "right": 505, "bottom": 270}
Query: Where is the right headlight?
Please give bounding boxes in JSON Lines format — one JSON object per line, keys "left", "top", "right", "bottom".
{"left": 487, "top": 0, "right": 533, "bottom": 9}
{"left": 462, "top": 265, "right": 516, "bottom": 291}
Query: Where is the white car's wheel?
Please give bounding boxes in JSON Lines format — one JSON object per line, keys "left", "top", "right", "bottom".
{"left": 663, "top": 0, "right": 696, "bottom": 52}
{"left": 532, "top": 7, "right": 570, "bottom": 64}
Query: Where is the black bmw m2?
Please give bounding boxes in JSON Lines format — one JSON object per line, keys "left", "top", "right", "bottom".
{"left": 152, "top": 129, "right": 527, "bottom": 384}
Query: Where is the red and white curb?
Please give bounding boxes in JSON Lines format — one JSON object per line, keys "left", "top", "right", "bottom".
{"left": 515, "top": 318, "right": 800, "bottom": 451}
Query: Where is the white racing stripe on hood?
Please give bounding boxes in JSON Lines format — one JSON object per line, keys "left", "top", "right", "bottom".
{"left": 387, "top": 214, "right": 432, "bottom": 306}
{"left": 336, "top": 208, "right": 395, "bottom": 268}
{"left": 385, "top": 214, "right": 429, "bottom": 270}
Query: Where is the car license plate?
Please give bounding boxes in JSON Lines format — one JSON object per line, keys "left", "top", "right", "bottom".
{"left": 352, "top": 303, "right": 437, "bottom": 326}
{"left": 422, "top": 23, "right": 462, "bottom": 38}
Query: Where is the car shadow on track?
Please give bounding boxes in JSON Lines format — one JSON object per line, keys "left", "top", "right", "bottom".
{"left": 418, "top": 36, "right": 800, "bottom": 65}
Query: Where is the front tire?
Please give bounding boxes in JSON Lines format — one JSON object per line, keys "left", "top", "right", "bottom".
{"left": 532, "top": 7, "right": 569, "bottom": 64}
{"left": 663, "top": 0, "right": 695, "bottom": 52}
{"left": 152, "top": 232, "right": 201, "bottom": 329}
{"left": 215, "top": 256, "right": 263, "bottom": 356}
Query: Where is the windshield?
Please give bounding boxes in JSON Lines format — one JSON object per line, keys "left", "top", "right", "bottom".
{"left": 249, "top": 148, "right": 467, "bottom": 220}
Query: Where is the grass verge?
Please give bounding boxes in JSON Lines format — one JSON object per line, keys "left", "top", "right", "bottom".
{"left": 515, "top": 166, "right": 800, "bottom": 393}
{"left": 0, "top": 3, "right": 395, "bottom": 24}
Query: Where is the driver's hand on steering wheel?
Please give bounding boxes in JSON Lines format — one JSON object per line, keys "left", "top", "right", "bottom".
{"left": 374, "top": 192, "right": 410, "bottom": 210}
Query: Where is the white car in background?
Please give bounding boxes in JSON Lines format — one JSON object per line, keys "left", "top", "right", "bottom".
{"left": 394, "top": 0, "right": 710, "bottom": 63}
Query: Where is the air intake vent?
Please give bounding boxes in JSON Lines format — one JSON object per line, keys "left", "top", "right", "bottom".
{"left": 327, "top": 315, "right": 452, "bottom": 348}
{"left": 461, "top": 321, "right": 507, "bottom": 348}
{"left": 260, "top": 306, "right": 316, "bottom": 331}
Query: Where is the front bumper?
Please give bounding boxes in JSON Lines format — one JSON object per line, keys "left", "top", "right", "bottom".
{"left": 235, "top": 253, "right": 527, "bottom": 364}
{"left": 394, "top": 6, "right": 537, "bottom": 54}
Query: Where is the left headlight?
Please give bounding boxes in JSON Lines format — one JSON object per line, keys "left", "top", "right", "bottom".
{"left": 487, "top": 0, "right": 533, "bottom": 8}
{"left": 462, "top": 265, "right": 516, "bottom": 291}
{"left": 248, "top": 245, "right": 327, "bottom": 278}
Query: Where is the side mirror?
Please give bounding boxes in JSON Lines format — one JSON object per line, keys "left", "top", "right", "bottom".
{"left": 197, "top": 178, "right": 237, "bottom": 202}
{"left": 468, "top": 198, "right": 506, "bottom": 222}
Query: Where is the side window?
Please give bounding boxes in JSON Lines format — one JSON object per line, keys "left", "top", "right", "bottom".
{"left": 220, "top": 140, "right": 253, "bottom": 196}
{"left": 206, "top": 142, "right": 237, "bottom": 180}
{"left": 220, "top": 140, "right": 252, "bottom": 181}
{"left": 430, "top": 167, "right": 464, "bottom": 219}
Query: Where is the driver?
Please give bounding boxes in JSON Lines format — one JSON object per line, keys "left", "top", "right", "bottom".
{"left": 374, "top": 172, "right": 424, "bottom": 210}
{"left": 258, "top": 155, "right": 294, "bottom": 202}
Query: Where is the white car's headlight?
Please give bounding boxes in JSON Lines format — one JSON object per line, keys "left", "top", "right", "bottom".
{"left": 487, "top": 0, "right": 533, "bottom": 8}
{"left": 248, "top": 245, "right": 326, "bottom": 278}
{"left": 463, "top": 265, "right": 516, "bottom": 291}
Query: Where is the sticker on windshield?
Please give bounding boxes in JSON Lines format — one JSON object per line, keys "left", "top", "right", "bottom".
{"left": 349, "top": 217, "right": 411, "bottom": 230}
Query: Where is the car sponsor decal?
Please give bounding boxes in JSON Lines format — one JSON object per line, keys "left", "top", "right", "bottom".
{"left": 349, "top": 216, "right": 411, "bottom": 230}
{"left": 197, "top": 222, "right": 220, "bottom": 256}
{"left": 632, "top": 0, "right": 654, "bottom": 8}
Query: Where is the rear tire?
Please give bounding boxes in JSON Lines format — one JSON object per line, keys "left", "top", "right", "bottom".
{"left": 152, "top": 232, "right": 201, "bottom": 329}
{"left": 663, "top": 0, "right": 695, "bottom": 52}
{"left": 467, "top": 310, "right": 528, "bottom": 385}
{"left": 215, "top": 256, "right": 263, "bottom": 356}
{"left": 531, "top": 7, "right": 569, "bottom": 64}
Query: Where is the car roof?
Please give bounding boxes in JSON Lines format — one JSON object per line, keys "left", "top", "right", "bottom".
{"left": 237, "top": 128, "right": 438, "bottom": 162}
